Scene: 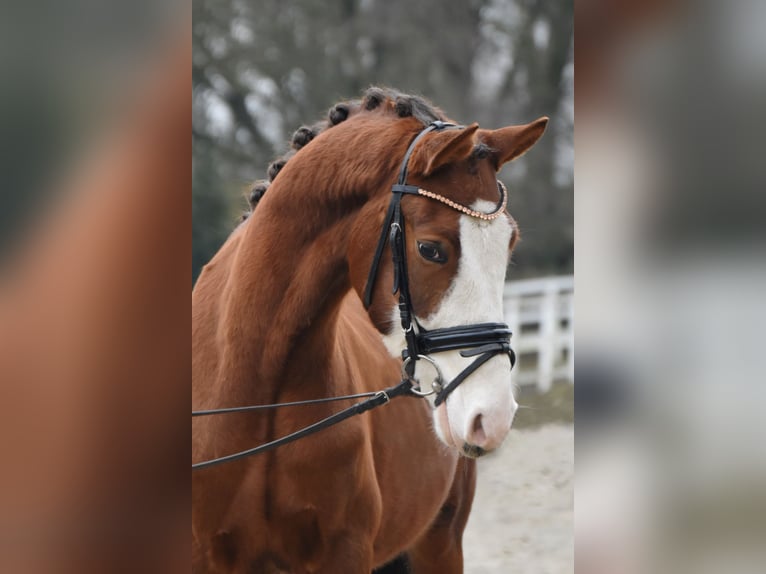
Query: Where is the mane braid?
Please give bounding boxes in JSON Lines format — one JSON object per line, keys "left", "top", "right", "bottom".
{"left": 240, "top": 87, "right": 447, "bottom": 220}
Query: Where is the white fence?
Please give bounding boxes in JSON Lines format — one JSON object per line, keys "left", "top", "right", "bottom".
{"left": 504, "top": 275, "right": 574, "bottom": 393}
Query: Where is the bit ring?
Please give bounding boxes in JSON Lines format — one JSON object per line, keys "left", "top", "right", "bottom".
{"left": 401, "top": 355, "right": 444, "bottom": 397}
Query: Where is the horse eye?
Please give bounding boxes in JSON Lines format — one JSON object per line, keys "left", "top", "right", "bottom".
{"left": 417, "top": 241, "right": 447, "bottom": 264}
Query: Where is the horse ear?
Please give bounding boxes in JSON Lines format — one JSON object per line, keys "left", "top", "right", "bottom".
{"left": 483, "top": 117, "right": 549, "bottom": 170}
{"left": 410, "top": 123, "right": 479, "bottom": 176}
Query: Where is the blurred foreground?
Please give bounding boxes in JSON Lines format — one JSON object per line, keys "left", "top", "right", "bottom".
{"left": 576, "top": 0, "right": 766, "bottom": 572}
{"left": 0, "top": 4, "right": 189, "bottom": 573}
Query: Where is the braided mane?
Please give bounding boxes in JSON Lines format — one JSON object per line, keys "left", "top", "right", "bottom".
{"left": 242, "top": 87, "right": 447, "bottom": 219}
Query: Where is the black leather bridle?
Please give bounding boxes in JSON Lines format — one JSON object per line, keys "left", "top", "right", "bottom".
{"left": 192, "top": 121, "right": 517, "bottom": 470}
{"left": 363, "top": 121, "right": 516, "bottom": 407}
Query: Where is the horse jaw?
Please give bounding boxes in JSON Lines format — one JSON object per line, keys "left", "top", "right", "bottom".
{"left": 381, "top": 201, "right": 518, "bottom": 456}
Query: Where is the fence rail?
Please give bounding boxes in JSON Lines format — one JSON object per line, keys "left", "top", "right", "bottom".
{"left": 504, "top": 275, "right": 574, "bottom": 393}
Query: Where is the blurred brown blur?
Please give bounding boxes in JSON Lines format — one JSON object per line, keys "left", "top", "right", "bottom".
{"left": 576, "top": 0, "right": 766, "bottom": 573}
{"left": 0, "top": 4, "right": 189, "bottom": 574}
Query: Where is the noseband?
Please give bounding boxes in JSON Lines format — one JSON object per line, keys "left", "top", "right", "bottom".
{"left": 363, "top": 121, "right": 516, "bottom": 407}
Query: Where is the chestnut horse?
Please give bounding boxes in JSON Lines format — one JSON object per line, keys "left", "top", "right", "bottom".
{"left": 192, "top": 88, "right": 547, "bottom": 573}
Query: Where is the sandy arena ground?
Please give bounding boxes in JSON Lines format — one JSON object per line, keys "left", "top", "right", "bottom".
{"left": 462, "top": 423, "right": 574, "bottom": 573}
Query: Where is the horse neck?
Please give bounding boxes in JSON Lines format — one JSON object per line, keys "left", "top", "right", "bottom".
{"left": 216, "top": 119, "right": 407, "bottom": 398}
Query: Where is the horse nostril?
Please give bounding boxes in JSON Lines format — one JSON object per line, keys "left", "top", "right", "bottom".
{"left": 470, "top": 414, "right": 487, "bottom": 446}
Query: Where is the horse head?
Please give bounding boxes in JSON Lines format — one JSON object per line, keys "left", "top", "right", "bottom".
{"left": 349, "top": 112, "right": 548, "bottom": 458}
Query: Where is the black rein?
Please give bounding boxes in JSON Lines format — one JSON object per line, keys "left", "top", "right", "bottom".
{"left": 192, "top": 380, "right": 413, "bottom": 470}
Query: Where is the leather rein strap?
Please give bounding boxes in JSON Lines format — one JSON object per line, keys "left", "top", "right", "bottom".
{"left": 192, "top": 380, "right": 413, "bottom": 470}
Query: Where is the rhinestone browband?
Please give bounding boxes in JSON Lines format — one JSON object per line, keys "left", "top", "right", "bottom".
{"left": 416, "top": 181, "right": 508, "bottom": 221}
